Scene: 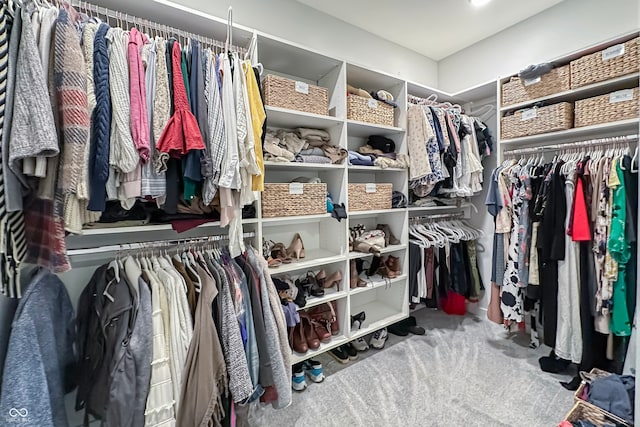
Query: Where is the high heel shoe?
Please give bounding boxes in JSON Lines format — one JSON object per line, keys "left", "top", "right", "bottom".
{"left": 349, "top": 259, "right": 366, "bottom": 288}
{"left": 271, "top": 242, "right": 292, "bottom": 263}
{"left": 287, "top": 233, "right": 305, "bottom": 260}
{"left": 351, "top": 311, "right": 366, "bottom": 330}
{"left": 315, "top": 269, "right": 327, "bottom": 287}
{"left": 323, "top": 270, "right": 342, "bottom": 289}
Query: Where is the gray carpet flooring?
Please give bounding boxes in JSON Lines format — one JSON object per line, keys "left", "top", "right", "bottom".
{"left": 250, "top": 308, "right": 576, "bottom": 427}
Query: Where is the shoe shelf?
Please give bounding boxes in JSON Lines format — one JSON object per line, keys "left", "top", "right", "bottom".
{"left": 297, "top": 288, "right": 347, "bottom": 311}
{"left": 348, "top": 244, "right": 407, "bottom": 260}
{"left": 349, "top": 274, "right": 407, "bottom": 296}
{"left": 268, "top": 249, "right": 345, "bottom": 274}
{"left": 291, "top": 333, "right": 348, "bottom": 365}
{"left": 349, "top": 284, "right": 409, "bottom": 340}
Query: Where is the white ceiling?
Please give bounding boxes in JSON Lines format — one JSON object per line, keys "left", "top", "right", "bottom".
{"left": 295, "top": 0, "right": 564, "bottom": 60}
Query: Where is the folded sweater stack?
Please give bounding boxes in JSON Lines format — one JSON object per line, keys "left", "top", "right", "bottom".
{"left": 263, "top": 127, "right": 347, "bottom": 164}
{"left": 348, "top": 135, "right": 409, "bottom": 169}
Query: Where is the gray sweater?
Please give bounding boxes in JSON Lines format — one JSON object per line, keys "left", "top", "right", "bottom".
{"left": 0, "top": 268, "right": 76, "bottom": 427}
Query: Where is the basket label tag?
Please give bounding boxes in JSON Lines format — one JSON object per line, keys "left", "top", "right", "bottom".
{"left": 521, "top": 108, "right": 537, "bottom": 121}
{"left": 295, "top": 81, "right": 309, "bottom": 95}
{"left": 365, "top": 183, "right": 377, "bottom": 193}
{"left": 524, "top": 76, "right": 541, "bottom": 86}
{"left": 602, "top": 43, "right": 625, "bottom": 61}
{"left": 367, "top": 98, "right": 378, "bottom": 109}
{"left": 610, "top": 89, "right": 634, "bottom": 103}
{"left": 289, "top": 183, "right": 304, "bottom": 195}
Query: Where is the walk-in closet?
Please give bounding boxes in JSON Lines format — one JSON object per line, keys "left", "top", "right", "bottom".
{"left": 0, "top": 0, "right": 638, "bottom": 426}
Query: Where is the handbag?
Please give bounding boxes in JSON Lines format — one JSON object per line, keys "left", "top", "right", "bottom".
{"left": 307, "top": 302, "right": 339, "bottom": 336}
{"left": 356, "top": 230, "right": 386, "bottom": 249}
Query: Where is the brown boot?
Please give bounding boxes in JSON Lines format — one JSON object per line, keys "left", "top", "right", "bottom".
{"left": 386, "top": 255, "right": 402, "bottom": 276}
{"left": 350, "top": 259, "right": 365, "bottom": 288}
{"left": 302, "top": 316, "right": 320, "bottom": 350}
{"left": 290, "top": 323, "right": 308, "bottom": 353}
{"left": 377, "top": 224, "right": 400, "bottom": 246}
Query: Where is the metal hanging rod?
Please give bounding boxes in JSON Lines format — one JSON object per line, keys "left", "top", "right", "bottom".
{"left": 67, "top": 231, "right": 256, "bottom": 257}
{"left": 69, "top": 0, "right": 247, "bottom": 53}
{"left": 410, "top": 212, "right": 466, "bottom": 223}
{"left": 502, "top": 133, "right": 639, "bottom": 157}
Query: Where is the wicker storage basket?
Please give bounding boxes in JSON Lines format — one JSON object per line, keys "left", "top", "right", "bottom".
{"left": 262, "top": 183, "right": 327, "bottom": 218}
{"left": 347, "top": 94, "right": 394, "bottom": 127}
{"left": 564, "top": 401, "right": 632, "bottom": 427}
{"left": 570, "top": 37, "right": 639, "bottom": 88}
{"left": 262, "top": 74, "right": 329, "bottom": 116}
{"left": 501, "top": 65, "right": 571, "bottom": 106}
{"left": 572, "top": 368, "right": 633, "bottom": 427}
{"left": 347, "top": 183, "right": 392, "bottom": 212}
{"left": 501, "top": 102, "right": 573, "bottom": 140}
{"left": 574, "top": 87, "right": 639, "bottom": 127}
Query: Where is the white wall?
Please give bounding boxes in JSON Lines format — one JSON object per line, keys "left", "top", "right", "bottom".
{"left": 101, "top": 0, "right": 439, "bottom": 86}
{"left": 438, "top": 0, "right": 640, "bottom": 93}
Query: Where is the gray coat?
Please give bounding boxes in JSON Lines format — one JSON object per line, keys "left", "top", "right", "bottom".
{"left": 0, "top": 269, "right": 76, "bottom": 427}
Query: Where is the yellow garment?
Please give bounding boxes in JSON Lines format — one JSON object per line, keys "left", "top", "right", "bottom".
{"left": 243, "top": 61, "right": 266, "bottom": 191}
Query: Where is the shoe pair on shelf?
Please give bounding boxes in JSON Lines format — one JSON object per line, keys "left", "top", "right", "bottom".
{"left": 293, "top": 270, "right": 343, "bottom": 308}
{"left": 265, "top": 233, "right": 305, "bottom": 267}
{"left": 289, "top": 303, "right": 339, "bottom": 354}
{"left": 387, "top": 316, "right": 425, "bottom": 336}
{"left": 377, "top": 255, "right": 402, "bottom": 279}
{"left": 329, "top": 344, "right": 359, "bottom": 364}
{"left": 352, "top": 328, "right": 389, "bottom": 352}
{"left": 292, "top": 359, "right": 324, "bottom": 391}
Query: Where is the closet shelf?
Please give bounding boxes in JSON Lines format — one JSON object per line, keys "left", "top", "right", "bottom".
{"left": 268, "top": 249, "right": 345, "bottom": 274}
{"left": 350, "top": 274, "right": 407, "bottom": 296}
{"left": 348, "top": 165, "right": 407, "bottom": 172}
{"left": 500, "top": 118, "right": 640, "bottom": 146}
{"left": 291, "top": 334, "right": 348, "bottom": 365}
{"left": 264, "top": 161, "right": 345, "bottom": 171}
{"left": 296, "top": 289, "right": 347, "bottom": 312}
{"left": 349, "top": 305, "right": 408, "bottom": 340}
{"left": 408, "top": 202, "right": 471, "bottom": 213}
{"left": 348, "top": 208, "right": 405, "bottom": 217}
{"left": 500, "top": 72, "right": 640, "bottom": 112}
{"left": 346, "top": 119, "right": 405, "bottom": 138}
{"left": 261, "top": 213, "right": 332, "bottom": 225}
{"left": 77, "top": 218, "right": 259, "bottom": 236}
{"left": 349, "top": 244, "right": 407, "bottom": 259}
{"left": 264, "top": 105, "right": 343, "bottom": 129}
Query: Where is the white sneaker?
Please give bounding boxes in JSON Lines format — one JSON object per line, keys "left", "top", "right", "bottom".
{"left": 370, "top": 328, "right": 388, "bottom": 349}
{"left": 351, "top": 337, "right": 369, "bottom": 352}
{"left": 303, "top": 359, "right": 325, "bottom": 383}
{"left": 292, "top": 366, "right": 307, "bottom": 391}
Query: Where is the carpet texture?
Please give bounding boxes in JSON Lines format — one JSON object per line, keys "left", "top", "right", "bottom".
{"left": 250, "top": 309, "right": 575, "bottom": 427}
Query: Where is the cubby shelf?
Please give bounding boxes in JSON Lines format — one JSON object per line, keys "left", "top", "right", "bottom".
{"left": 350, "top": 274, "right": 407, "bottom": 296}
{"left": 261, "top": 213, "right": 332, "bottom": 225}
{"left": 265, "top": 105, "right": 344, "bottom": 129}
{"left": 267, "top": 250, "right": 345, "bottom": 274}
{"left": 264, "top": 161, "right": 345, "bottom": 171}
{"left": 347, "top": 119, "right": 405, "bottom": 138}
{"left": 291, "top": 334, "right": 348, "bottom": 365}
{"left": 348, "top": 208, "right": 405, "bottom": 217}
{"left": 349, "top": 308, "right": 407, "bottom": 340}
{"left": 296, "top": 289, "right": 347, "bottom": 311}
{"left": 349, "top": 244, "right": 407, "bottom": 259}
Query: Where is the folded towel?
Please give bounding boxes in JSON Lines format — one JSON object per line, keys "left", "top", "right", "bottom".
{"left": 295, "top": 155, "right": 331, "bottom": 164}
{"left": 296, "top": 127, "right": 330, "bottom": 141}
